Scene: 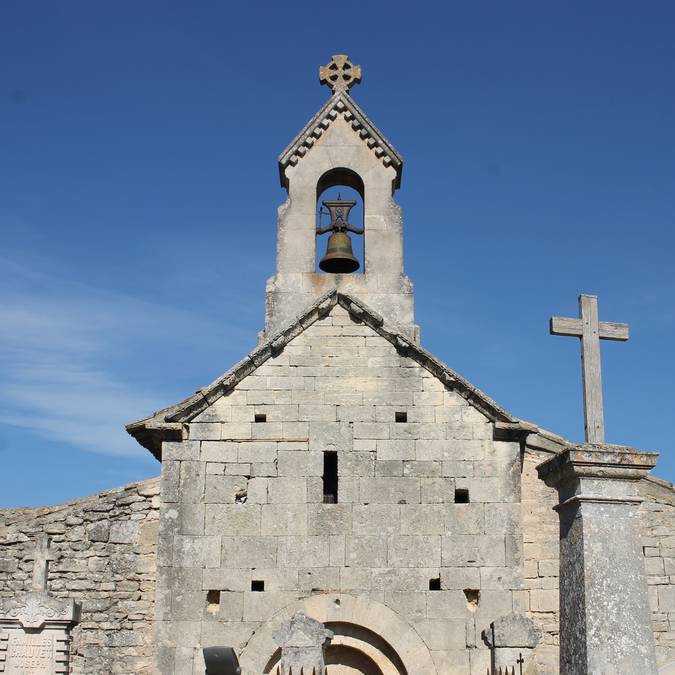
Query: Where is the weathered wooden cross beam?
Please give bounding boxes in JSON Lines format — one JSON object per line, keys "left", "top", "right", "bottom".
{"left": 550, "top": 294, "right": 629, "bottom": 443}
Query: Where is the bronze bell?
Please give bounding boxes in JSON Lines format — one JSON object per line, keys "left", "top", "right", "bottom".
{"left": 319, "top": 231, "right": 360, "bottom": 273}
{"left": 317, "top": 195, "right": 363, "bottom": 274}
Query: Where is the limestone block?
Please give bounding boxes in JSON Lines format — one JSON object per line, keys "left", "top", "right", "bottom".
{"left": 212, "top": 591, "right": 245, "bottom": 621}
{"left": 529, "top": 588, "right": 558, "bottom": 613}
{"left": 299, "top": 567, "right": 340, "bottom": 592}
{"left": 251, "top": 422, "right": 284, "bottom": 439}
{"left": 400, "top": 505, "right": 445, "bottom": 535}
{"left": 204, "top": 475, "right": 247, "bottom": 503}
{"left": 388, "top": 535, "right": 441, "bottom": 567}
{"left": 430, "top": 649, "right": 471, "bottom": 675}
{"left": 346, "top": 535, "right": 388, "bottom": 567}
{"left": 371, "top": 567, "right": 441, "bottom": 592}
{"left": 658, "top": 586, "right": 675, "bottom": 611}
{"left": 442, "top": 535, "right": 506, "bottom": 567}
{"left": 426, "top": 590, "right": 469, "bottom": 619}
{"left": 359, "top": 477, "right": 420, "bottom": 504}
{"left": 202, "top": 568, "right": 251, "bottom": 591}
{"left": 337, "top": 404, "right": 377, "bottom": 422}
{"left": 237, "top": 441, "right": 278, "bottom": 464}
{"left": 375, "top": 460, "right": 404, "bottom": 476}
{"left": 163, "top": 441, "right": 200, "bottom": 461}
{"left": 384, "top": 590, "right": 427, "bottom": 620}
{"left": 480, "top": 567, "right": 524, "bottom": 590}
{"left": 484, "top": 503, "right": 521, "bottom": 533}
{"left": 261, "top": 504, "right": 308, "bottom": 536}
{"left": 173, "top": 535, "right": 220, "bottom": 568}
{"left": 244, "top": 590, "right": 298, "bottom": 622}
{"left": 421, "top": 477, "right": 455, "bottom": 504}
{"left": 444, "top": 504, "right": 484, "bottom": 535}
{"left": 339, "top": 451, "right": 375, "bottom": 477}
{"left": 268, "top": 477, "right": 308, "bottom": 504}
{"left": 189, "top": 423, "right": 222, "bottom": 441}
{"left": 278, "top": 536, "right": 330, "bottom": 567}
{"left": 353, "top": 504, "right": 401, "bottom": 535}
{"left": 177, "top": 502, "right": 205, "bottom": 536}
{"left": 308, "top": 504, "right": 353, "bottom": 535}
{"left": 413, "top": 618, "right": 466, "bottom": 650}
{"left": 353, "top": 422, "right": 390, "bottom": 440}
{"left": 376, "top": 440, "right": 415, "bottom": 460}
{"left": 221, "top": 536, "right": 277, "bottom": 568}
{"left": 161, "top": 460, "right": 180, "bottom": 503}
{"left": 247, "top": 477, "right": 269, "bottom": 504}
{"left": 299, "top": 404, "right": 337, "bottom": 421}
{"left": 340, "top": 566, "right": 372, "bottom": 591}
{"left": 179, "top": 461, "right": 205, "bottom": 504}
{"left": 172, "top": 589, "right": 206, "bottom": 620}
{"left": 440, "top": 567, "right": 481, "bottom": 590}
{"left": 278, "top": 450, "right": 323, "bottom": 477}
{"left": 201, "top": 441, "right": 238, "bottom": 463}
{"left": 442, "top": 461, "right": 475, "bottom": 477}
{"left": 403, "top": 460, "right": 442, "bottom": 477}
{"left": 309, "top": 421, "right": 351, "bottom": 451}
{"left": 205, "top": 504, "right": 261, "bottom": 536}
{"left": 251, "top": 461, "right": 277, "bottom": 477}
{"left": 220, "top": 422, "right": 253, "bottom": 440}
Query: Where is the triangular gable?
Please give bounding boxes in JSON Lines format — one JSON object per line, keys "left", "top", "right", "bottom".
{"left": 126, "top": 291, "right": 548, "bottom": 460}
{"left": 278, "top": 92, "right": 403, "bottom": 190}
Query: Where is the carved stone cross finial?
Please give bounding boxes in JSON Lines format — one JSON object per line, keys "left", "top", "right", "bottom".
{"left": 550, "top": 294, "right": 629, "bottom": 443}
{"left": 319, "top": 54, "right": 361, "bottom": 94}
{"left": 27, "top": 534, "right": 56, "bottom": 591}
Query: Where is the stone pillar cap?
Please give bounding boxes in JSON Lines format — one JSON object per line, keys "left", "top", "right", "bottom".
{"left": 537, "top": 442, "right": 658, "bottom": 487}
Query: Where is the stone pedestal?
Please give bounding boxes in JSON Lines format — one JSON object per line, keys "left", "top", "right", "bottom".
{"left": 0, "top": 591, "right": 80, "bottom": 674}
{"left": 537, "top": 443, "right": 658, "bottom": 674}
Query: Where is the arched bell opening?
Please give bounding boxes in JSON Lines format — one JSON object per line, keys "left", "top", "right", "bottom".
{"left": 316, "top": 168, "right": 365, "bottom": 275}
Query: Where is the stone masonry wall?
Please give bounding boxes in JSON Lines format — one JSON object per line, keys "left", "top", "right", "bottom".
{"left": 0, "top": 476, "right": 160, "bottom": 674}
{"left": 156, "top": 302, "right": 524, "bottom": 675}
{"left": 640, "top": 476, "right": 675, "bottom": 670}
{"left": 521, "top": 448, "right": 560, "bottom": 674}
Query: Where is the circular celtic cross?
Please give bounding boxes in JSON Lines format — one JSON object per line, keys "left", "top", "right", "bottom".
{"left": 319, "top": 54, "right": 362, "bottom": 94}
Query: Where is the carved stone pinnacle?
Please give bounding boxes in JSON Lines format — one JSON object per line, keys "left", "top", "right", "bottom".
{"left": 319, "top": 54, "right": 361, "bottom": 94}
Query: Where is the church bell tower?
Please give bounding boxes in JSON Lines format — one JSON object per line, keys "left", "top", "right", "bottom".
{"left": 265, "top": 55, "right": 419, "bottom": 342}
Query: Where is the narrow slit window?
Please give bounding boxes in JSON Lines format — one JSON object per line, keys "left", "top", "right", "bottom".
{"left": 455, "top": 488, "right": 470, "bottom": 504}
{"left": 395, "top": 411, "right": 407, "bottom": 423}
{"left": 323, "top": 451, "right": 338, "bottom": 504}
{"left": 254, "top": 413, "right": 267, "bottom": 423}
{"left": 251, "top": 580, "right": 264, "bottom": 592}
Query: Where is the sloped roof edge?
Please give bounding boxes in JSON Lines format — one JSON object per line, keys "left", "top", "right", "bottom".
{"left": 126, "top": 291, "right": 539, "bottom": 460}
{"left": 277, "top": 92, "right": 403, "bottom": 190}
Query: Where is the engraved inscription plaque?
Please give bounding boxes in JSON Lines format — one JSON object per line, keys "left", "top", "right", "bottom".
{"left": 5, "top": 633, "right": 54, "bottom": 674}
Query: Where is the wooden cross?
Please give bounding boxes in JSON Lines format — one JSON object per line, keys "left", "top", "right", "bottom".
{"left": 550, "top": 294, "right": 629, "bottom": 443}
{"left": 28, "top": 534, "right": 56, "bottom": 591}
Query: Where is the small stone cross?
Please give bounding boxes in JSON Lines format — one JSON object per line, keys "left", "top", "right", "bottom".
{"left": 550, "top": 294, "right": 629, "bottom": 443}
{"left": 27, "top": 534, "right": 56, "bottom": 591}
{"left": 319, "top": 54, "right": 362, "bottom": 94}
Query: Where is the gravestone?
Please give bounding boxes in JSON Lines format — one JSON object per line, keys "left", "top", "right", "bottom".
{"left": 0, "top": 536, "right": 80, "bottom": 674}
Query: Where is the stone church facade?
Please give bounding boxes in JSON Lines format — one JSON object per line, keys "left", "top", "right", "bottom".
{"left": 1, "top": 56, "right": 674, "bottom": 675}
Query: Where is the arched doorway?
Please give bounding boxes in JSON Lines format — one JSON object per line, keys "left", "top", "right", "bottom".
{"left": 239, "top": 594, "right": 437, "bottom": 675}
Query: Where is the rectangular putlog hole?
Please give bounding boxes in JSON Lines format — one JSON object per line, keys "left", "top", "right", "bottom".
{"left": 254, "top": 413, "right": 267, "bottom": 423}
{"left": 251, "top": 580, "right": 265, "bottom": 592}
{"left": 429, "top": 578, "right": 441, "bottom": 591}
{"left": 206, "top": 590, "right": 220, "bottom": 614}
{"left": 395, "top": 411, "right": 407, "bottom": 423}
{"left": 454, "top": 488, "right": 470, "bottom": 503}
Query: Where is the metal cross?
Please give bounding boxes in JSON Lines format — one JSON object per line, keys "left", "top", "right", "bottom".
{"left": 550, "top": 294, "right": 629, "bottom": 443}
{"left": 319, "top": 54, "right": 362, "bottom": 94}
{"left": 27, "top": 534, "right": 56, "bottom": 591}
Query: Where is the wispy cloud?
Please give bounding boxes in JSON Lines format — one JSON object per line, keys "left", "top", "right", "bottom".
{"left": 0, "top": 255, "right": 248, "bottom": 457}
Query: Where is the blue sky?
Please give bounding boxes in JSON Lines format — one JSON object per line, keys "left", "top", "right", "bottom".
{"left": 1, "top": 1, "right": 674, "bottom": 507}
